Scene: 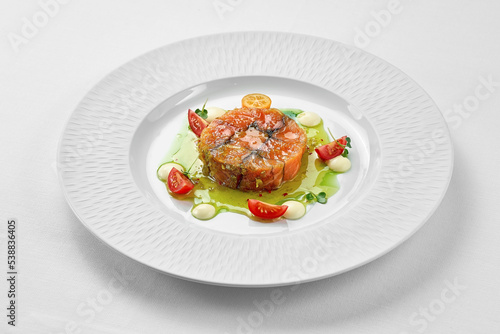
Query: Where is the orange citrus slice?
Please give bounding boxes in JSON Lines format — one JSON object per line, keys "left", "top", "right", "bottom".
{"left": 241, "top": 93, "right": 272, "bottom": 109}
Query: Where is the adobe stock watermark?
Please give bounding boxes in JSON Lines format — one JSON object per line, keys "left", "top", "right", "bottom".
{"left": 354, "top": 0, "right": 405, "bottom": 50}
{"left": 48, "top": 266, "right": 136, "bottom": 334}
{"left": 226, "top": 234, "right": 356, "bottom": 334}
{"left": 6, "top": 0, "right": 71, "bottom": 53}
{"left": 443, "top": 74, "right": 499, "bottom": 129}
{"left": 383, "top": 74, "right": 498, "bottom": 191}
{"left": 226, "top": 289, "right": 286, "bottom": 334}
{"left": 399, "top": 277, "right": 467, "bottom": 334}
{"left": 339, "top": 0, "right": 406, "bottom": 61}
{"left": 213, "top": 0, "right": 243, "bottom": 20}
{"left": 384, "top": 127, "right": 449, "bottom": 192}
{"left": 59, "top": 63, "right": 170, "bottom": 171}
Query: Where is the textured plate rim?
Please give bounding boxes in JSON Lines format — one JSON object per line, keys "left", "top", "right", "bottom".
{"left": 57, "top": 31, "right": 454, "bottom": 287}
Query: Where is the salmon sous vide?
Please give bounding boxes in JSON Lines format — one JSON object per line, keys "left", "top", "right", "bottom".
{"left": 198, "top": 107, "right": 307, "bottom": 192}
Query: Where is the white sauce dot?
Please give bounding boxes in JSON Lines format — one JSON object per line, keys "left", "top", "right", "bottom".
{"left": 205, "top": 107, "right": 227, "bottom": 122}
{"left": 326, "top": 156, "right": 351, "bottom": 173}
{"left": 192, "top": 204, "right": 216, "bottom": 220}
{"left": 297, "top": 111, "right": 321, "bottom": 127}
{"left": 157, "top": 163, "right": 184, "bottom": 181}
{"left": 283, "top": 201, "right": 306, "bottom": 220}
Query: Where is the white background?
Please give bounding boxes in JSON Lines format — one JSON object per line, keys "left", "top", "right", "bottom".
{"left": 1, "top": 0, "right": 500, "bottom": 333}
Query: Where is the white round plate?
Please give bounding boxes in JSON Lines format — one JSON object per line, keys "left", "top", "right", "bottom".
{"left": 58, "top": 32, "right": 453, "bottom": 287}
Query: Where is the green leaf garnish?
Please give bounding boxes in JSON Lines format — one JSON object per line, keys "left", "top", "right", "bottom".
{"left": 195, "top": 109, "right": 207, "bottom": 119}
{"left": 195, "top": 99, "right": 208, "bottom": 119}
{"left": 305, "top": 192, "right": 327, "bottom": 204}
{"left": 346, "top": 137, "right": 352, "bottom": 148}
{"left": 342, "top": 149, "right": 349, "bottom": 157}
{"left": 317, "top": 192, "right": 327, "bottom": 204}
{"left": 305, "top": 193, "right": 316, "bottom": 201}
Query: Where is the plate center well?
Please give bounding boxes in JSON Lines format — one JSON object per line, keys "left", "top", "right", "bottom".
{"left": 130, "top": 76, "right": 381, "bottom": 236}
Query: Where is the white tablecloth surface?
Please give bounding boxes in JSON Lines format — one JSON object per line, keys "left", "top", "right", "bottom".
{"left": 1, "top": 0, "right": 499, "bottom": 333}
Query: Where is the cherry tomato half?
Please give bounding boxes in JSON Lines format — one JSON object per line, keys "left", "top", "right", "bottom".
{"left": 188, "top": 109, "right": 208, "bottom": 137}
{"left": 247, "top": 199, "right": 288, "bottom": 219}
{"left": 167, "top": 167, "right": 194, "bottom": 194}
{"left": 315, "top": 136, "right": 347, "bottom": 161}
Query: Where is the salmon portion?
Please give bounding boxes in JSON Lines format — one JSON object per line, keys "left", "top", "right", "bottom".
{"left": 199, "top": 119, "right": 236, "bottom": 148}
{"left": 198, "top": 107, "right": 307, "bottom": 191}
{"left": 205, "top": 144, "right": 249, "bottom": 188}
{"left": 239, "top": 153, "right": 285, "bottom": 191}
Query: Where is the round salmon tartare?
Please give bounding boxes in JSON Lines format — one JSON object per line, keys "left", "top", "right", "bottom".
{"left": 198, "top": 107, "right": 307, "bottom": 191}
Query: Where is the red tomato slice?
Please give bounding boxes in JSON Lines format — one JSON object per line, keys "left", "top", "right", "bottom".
{"left": 167, "top": 167, "right": 194, "bottom": 194}
{"left": 315, "top": 136, "right": 347, "bottom": 161}
{"left": 188, "top": 109, "right": 208, "bottom": 137}
{"left": 248, "top": 199, "right": 288, "bottom": 219}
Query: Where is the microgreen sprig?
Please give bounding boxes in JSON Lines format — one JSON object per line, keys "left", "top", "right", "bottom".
{"left": 186, "top": 158, "right": 198, "bottom": 174}
{"left": 316, "top": 192, "right": 327, "bottom": 204}
{"left": 305, "top": 192, "right": 327, "bottom": 204}
{"left": 194, "top": 99, "right": 209, "bottom": 119}
{"left": 327, "top": 128, "right": 352, "bottom": 157}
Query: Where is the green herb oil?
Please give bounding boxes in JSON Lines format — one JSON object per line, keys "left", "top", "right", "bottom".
{"left": 158, "top": 109, "right": 340, "bottom": 219}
